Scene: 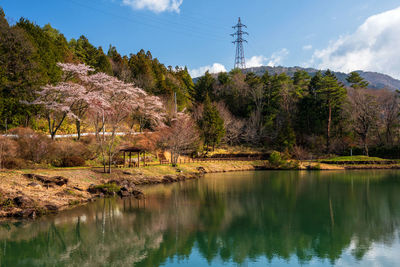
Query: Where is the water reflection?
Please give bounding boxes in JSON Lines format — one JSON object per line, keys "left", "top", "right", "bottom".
{"left": 1, "top": 170, "right": 400, "bottom": 266}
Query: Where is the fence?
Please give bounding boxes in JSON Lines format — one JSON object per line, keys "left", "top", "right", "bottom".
{"left": 160, "top": 156, "right": 263, "bottom": 165}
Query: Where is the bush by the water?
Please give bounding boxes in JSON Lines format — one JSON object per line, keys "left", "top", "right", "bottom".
{"left": 267, "top": 151, "right": 299, "bottom": 169}
{"left": 268, "top": 151, "right": 285, "bottom": 167}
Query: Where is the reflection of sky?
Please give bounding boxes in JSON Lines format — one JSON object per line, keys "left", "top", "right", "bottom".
{"left": 337, "top": 237, "right": 400, "bottom": 267}
{"left": 162, "top": 237, "right": 400, "bottom": 267}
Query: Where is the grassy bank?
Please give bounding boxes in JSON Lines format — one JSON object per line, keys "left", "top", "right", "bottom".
{"left": 0, "top": 160, "right": 265, "bottom": 219}
{"left": 2, "top": 158, "right": 400, "bottom": 219}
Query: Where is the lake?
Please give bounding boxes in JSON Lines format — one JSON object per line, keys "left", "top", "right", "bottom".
{"left": 1, "top": 170, "right": 400, "bottom": 266}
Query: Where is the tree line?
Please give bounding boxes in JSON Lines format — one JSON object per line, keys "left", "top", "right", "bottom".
{"left": 0, "top": 8, "right": 193, "bottom": 131}
{"left": 192, "top": 69, "right": 400, "bottom": 158}
{"left": 2, "top": 6, "right": 400, "bottom": 160}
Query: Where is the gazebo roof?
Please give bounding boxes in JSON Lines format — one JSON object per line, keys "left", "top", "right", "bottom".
{"left": 119, "top": 146, "right": 147, "bottom": 153}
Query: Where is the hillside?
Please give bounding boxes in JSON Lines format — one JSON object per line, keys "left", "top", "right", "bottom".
{"left": 193, "top": 66, "right": 400, "bottom": 90}
{"left": 243, "top": 66, "right": 400, "bottom": 90}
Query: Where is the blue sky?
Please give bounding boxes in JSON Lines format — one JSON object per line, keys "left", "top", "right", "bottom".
{"left": 2, "top": 0, "right": 400, "bottom": 78}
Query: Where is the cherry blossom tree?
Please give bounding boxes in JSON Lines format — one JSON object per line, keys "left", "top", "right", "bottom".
{"left": 158, "top": 113, "right": 199, "bottom": 166}
{"left": 29, "top": 63, "right": 166, "bottom": 171}
{"left": 27, "top": 63, "right": 95, "bottom": 139}
{"left": 84, "top": 70, "right": 166, "bottom": 173}
{"left": 30, "top": 81, "right": 88, "bottom": 139}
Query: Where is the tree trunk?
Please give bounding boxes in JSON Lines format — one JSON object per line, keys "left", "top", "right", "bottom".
{"left": 76, "top": 120, "right": 81, "bottom": 140}
{"left": 48, "top": 114, "right": 67, "bottom": 140}
{"left": 363, "top": 136, "right": 369, "bottom": 157}
{"left": 326, "top": 103, "right": 332, "bottom": 153}
{"left": 108, "top": 149, "right": 112, "bottom": 173}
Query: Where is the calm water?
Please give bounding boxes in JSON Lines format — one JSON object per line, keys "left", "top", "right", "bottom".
{"left": 1, "top": 170, "right": 400, "bottom": 266}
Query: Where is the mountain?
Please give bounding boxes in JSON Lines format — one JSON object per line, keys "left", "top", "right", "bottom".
{"left": 193, "top": 66, "right": 400, "bottom": 91}
{"left": 243, "top": 66, "right": 400, "bottom": 90}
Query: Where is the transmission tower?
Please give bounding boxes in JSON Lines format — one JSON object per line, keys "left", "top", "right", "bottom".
{"left": 231, "top": 17, "right": 248, "bottom": 69}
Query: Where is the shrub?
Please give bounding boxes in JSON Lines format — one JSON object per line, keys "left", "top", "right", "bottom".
{"left": 9, "top": 127, "right": 51, "bottom": 163}
{"left": 61, "top": 155, "right": 86, "bottom": 167}
{"left": 0, "top": 136, "right": 18, "bottom": 169}
{"left": 50, "top": 140, "right": 89, "bottom": 167}
{"left": 268, "top": 151, "right": 284, "bottom": 167}
{"left": 292, "top": 145, "right": 313, "bottom": 160}
{"left": 3, "top": 158, "right": 29, "bottom": 169}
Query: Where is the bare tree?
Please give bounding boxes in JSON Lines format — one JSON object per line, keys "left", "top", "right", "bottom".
{"left": 216, "top": 102, "right": 244, "bottom": 145}
{"left": 158, "top": 113, "right": 199, "bottom": 166}
{"left": 376, "top": 89, "right": 399, "bottom": 146}
{"left": 347, "top": 88, "right": 379, "bottom": 156}
{"left": 0, "top": 136, "right": 17, "bottom": 169}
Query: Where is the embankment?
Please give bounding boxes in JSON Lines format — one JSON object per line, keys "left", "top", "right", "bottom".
{"left": 2, "top": 159, "right": 400, "bottom": 219}
{"left": 0, "top": 161, "right": 264, "bottom": 219}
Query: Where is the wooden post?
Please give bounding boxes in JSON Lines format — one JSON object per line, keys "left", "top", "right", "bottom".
{"left": 123, "top": 151, "right": 126, "bottom": 168}
{"left": 129, "top": 152, "right": 132, "bottom": 168}
{"left": 138, "top": 152, "right": 140, "bottom": 168}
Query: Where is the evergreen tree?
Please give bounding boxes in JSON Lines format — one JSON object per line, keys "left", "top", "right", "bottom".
{"left": 317, "top": 70, "right": 347, "bottom": 152}
{"left": 346, "top": 72, "right": 369, "bottom": 89}
{"left": 293, "top": 70, "right": 311, "bottom": 97}
{"left": 193, "top": 71, "right": 215, "bottom": 103}
{"left": 199, "top": 95, "right": 225, "bottom": 151}
{"left": 0, "top": 11, "right": 41, "bottom": 129}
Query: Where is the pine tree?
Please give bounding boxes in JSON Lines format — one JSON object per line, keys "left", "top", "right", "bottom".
{"left": 317, "top": 70, "right": 347, "bottom": 152}
{"left": 346, "top": 72, "right": 369, "bottom": 89}
{"left": 199, "top": 95, "right": 225, "bottom": 151}
{"left": 193, "top": 71, "right": 215, "bottom": 103}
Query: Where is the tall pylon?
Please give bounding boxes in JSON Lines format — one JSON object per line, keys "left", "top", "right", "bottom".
{"left": 231, "top": 17, "right": 248, "bottom": 69}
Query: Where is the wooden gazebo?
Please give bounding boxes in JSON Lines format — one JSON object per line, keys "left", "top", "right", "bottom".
{"left": 120, "top": 146, "right": 148, "bottom": 168}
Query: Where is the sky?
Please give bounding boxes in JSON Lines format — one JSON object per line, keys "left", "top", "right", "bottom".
{"left": 2, "top": 0, "right": 400, "bottom": 78}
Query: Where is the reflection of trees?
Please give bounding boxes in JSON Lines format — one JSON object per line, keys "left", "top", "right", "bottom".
{"left": 0, "top": 171, "right": 400, "bottom": 266}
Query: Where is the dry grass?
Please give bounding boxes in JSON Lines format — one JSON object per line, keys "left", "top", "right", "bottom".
{"left": 0, "top": 160, "right": 265, "bottom": 217}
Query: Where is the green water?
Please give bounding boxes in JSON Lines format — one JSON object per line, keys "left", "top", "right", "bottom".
{"left": 1, "top": 170, "right": 400, "bottom": 266}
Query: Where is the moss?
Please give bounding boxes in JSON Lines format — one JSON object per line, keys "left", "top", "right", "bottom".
{"left": 64, "top": 189, "right": 75, "bottom": 196}
{"left": 0, "top": 198, "right": 14, "bottom": 208}
{"left": 68, "top": 200, "right": 80, "bottom": 205}
{"left": 94, "top": 183, "right": 121, "bottom": 193}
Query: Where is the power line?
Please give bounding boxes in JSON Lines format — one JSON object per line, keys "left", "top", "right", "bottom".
{"left": 64, "top": 0, "right": 228, "bottom": 42}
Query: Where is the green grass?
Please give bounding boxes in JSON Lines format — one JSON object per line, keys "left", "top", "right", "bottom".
{"left": 322, "top": 155, "right": 386, "bottom": 162}
{"left": 94, "top": 183, "right": 121, "bottom": 193}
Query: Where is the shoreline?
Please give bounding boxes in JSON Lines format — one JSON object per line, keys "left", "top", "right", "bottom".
{"left": 0, "top": 161, "right": 264, "bottom": 219}
{"left": 1, "top": 160, "right": 400, "bottom": 219}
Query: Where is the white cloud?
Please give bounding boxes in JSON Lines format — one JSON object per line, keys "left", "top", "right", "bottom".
{"left": 189, "top": 63, "right": 227, "bottom": 78}
{"left": 190, "top": 49, "right": 289, "bottom": 77}
{"left": 246, "top": 49, "right": 289, "bottom": 68}
{"left": 266, "top": 48, "right": 289, "bottom": 67}
{"left": 122, "top": 0, "right": 183, "bottom": 13}
{"left": 310, "top": 6, "right": 400, "bottom": 78}
{"left": 246, "top": 55, "right": 268, "bottom": 68}
{"left": 303, "top": 44, "right": 312, "bottom": 51}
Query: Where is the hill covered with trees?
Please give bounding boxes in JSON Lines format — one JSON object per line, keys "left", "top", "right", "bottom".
{"left": 0, "top": 8, "right": 193, "bottom": 131}
{"left": 193, "top": 68, "right": 400, "bottom": 158}
{"left": 2, "top": 6, "right": 400, "bottom": 165}
{"left": 243, "top": 66, "right": 400, "bottom": 91}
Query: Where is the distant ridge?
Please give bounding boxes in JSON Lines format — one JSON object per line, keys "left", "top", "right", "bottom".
{"left": 244, "top": 66, "right": 400, "bottom": 90}
{"left": 193, "top": 66, "right": 400, "bottom": 91}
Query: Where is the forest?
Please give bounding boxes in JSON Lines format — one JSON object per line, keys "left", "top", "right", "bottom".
{"left": 1, "top": 6, "right": 400, "bottom": 172}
